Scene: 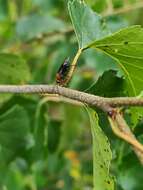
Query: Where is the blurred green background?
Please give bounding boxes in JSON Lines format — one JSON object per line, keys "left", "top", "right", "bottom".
{"left": 0, "top": 0, "right": 143, "bottom": 189}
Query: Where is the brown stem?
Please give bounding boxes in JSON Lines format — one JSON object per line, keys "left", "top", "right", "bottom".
{"left": 108, "top": 111, "right": 143, "bottom": 164}
{"left": 0, "top": 85, "right": 143, "bottom": 110}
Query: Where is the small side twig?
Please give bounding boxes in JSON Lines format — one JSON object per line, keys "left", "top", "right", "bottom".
{"left": 103, "top": 1, "right": 143, "bottom": 17}
{"left": 108, "top": 110, "right": 143, "bottom": 164}
{"left": 40, "top": 94, "right": 83, "bottom": 106}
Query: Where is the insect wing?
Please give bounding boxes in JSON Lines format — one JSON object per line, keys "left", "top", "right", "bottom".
{"left": 57, "top": 58, "right": 70, "bottom": 78}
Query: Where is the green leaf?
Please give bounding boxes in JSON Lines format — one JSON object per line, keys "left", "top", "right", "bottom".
{"left": 93, "top": 70, "right": 124, "bottom": 97}
{"left": 59, "top": 105, "right": 82, "bottom": 150}
{"left": 0, "top": 53, "right": 30, "bottom": 84}
{"left": 85, "top": 70, "right": 125, "bottom": 97}
{"left": 16, "top": 14, "right": 66, "bottom": 41}
{"left": 87, "top": 25, "right": 143, "bottom": 96}
{"left": 86, "top": 108, "right": 114, "bottom": 190}
{"left": 0, "top": 105, "right": 30, "bottom": 163}
{"left": 68, "top": 0, "right": 109, "bottom": 49}
{"left": 48, "top": 119, "right": 61, "bottom": 153}
{"left": 0, "top": 53, "right": 31, "bottom": 103}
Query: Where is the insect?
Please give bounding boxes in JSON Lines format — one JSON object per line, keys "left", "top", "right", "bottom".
{"left": 56, "top": 57, "right": 71, "bottom": 86}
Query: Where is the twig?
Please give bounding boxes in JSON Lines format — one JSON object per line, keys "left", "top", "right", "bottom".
{"left": 40, "top": 94, "right": 83, "bottom": 106}
{"left": 103, "top": 1, "right": 143, "bottom": 17}
{"left": 108, "top": 112, "right": 143, "bottom": 164}
{"left": 115, "top": 112, "right": 143, "bottom": 164}
{"left": 64, "top": 48, "right": 82, "bottom": 85}
{"left": 25, "top": 27, "right": 73, "bottom": 44}
{"left": 106, "top": 0, "right": 114, "bottom": 14}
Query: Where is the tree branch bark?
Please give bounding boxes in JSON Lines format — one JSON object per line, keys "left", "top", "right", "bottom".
{"left": 0, "top": 84, "right": 143, "bottom": 111}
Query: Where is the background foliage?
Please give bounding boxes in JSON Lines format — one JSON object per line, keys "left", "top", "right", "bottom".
{"left": 0, "top": 0, "right": 143, "bottom": 189}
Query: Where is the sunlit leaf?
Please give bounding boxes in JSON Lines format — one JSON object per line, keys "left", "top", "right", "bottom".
{"left": 69, "top": 1, "right": 143, "bottom": 96}
{"left": 86, "top": 26, "right": 143, "bottom": 96}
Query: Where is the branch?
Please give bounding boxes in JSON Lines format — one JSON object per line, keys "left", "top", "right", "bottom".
{"left": 103, "top": 1, "right": 143, "bottom": 17}
{"left": 0, "top": 84, "right": 143, "bottom": 111}
{"left": 0, "top": 84, "right": 143, "bottom": 163}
